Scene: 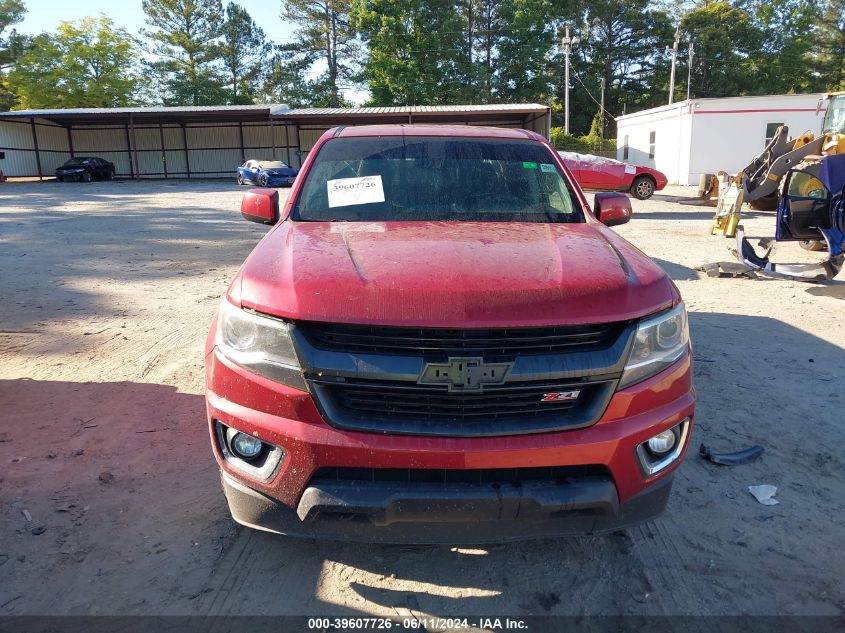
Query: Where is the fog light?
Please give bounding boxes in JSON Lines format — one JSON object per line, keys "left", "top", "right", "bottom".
{"left": 214, "top": 421, "right": 285, "bottom": 482}
{"left": 635, "top": 418, "right": 690, "bottom": 477}
{"left": 647, "top": 429, "right": 677, "bottom": 455}
{"left": 231, "top": 432, "right": 263, "bottom": 459}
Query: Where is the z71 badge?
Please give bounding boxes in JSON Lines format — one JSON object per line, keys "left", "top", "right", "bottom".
{"left": 541, "top": 391, "right": 581, "bottom": 402}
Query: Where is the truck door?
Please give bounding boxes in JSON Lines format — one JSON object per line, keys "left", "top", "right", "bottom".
{"left": 777, "top": 167, "right": 830, "bottom": 241}
{"left": 778, "top": 155, "right": 845, "bottom": 241}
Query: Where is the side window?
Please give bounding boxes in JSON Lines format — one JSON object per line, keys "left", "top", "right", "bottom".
{"left": 786, "top": 171, "right": 827, "bottom": 200}
{"left": 623, "top": 135, "right": 629, "bottom": 160}
{"left": 648, "top": 132, "right": 656, "bottom": 159}
{"left": 765, "top": 122, "right": 784, "bottom": 148}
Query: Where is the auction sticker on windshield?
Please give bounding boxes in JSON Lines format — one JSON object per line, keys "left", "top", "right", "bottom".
{"left": 327, "top": 175, "right": 385, "bottom": 208}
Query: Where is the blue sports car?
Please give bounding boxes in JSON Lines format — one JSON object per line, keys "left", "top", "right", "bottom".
{"left": 236, "top": 159, "right": 299, "bottom": 187}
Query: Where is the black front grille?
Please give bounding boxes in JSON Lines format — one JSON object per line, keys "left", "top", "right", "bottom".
{"left": 311, "top": 464, "right": 610, "bottom": 485}
{"left": 310, "top": 377, "right": 616, "bottom": 436}
{"left": 298, "top": 321, "right": 625, "bottom": 356}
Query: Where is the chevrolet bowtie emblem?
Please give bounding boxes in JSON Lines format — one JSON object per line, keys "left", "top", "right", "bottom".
{"left": 418, "top": 357, "right": 513, "bottom": 392}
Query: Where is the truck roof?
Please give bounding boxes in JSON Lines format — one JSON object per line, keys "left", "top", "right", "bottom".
{"left": 331, "top": 124, "right": 541, "bottom": 140}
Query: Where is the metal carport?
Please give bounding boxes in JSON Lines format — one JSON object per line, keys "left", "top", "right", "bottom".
{"left": 0, "top": 103, "right": 551, "bottom": 179}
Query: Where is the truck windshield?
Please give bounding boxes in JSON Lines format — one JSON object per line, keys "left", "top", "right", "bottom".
{"left": 293, "top": 136, "right": 584, "bottom": 223}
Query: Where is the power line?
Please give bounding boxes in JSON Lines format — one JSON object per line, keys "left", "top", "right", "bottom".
{"left": 571, "top": 71, "right": 615, "bottom": 120}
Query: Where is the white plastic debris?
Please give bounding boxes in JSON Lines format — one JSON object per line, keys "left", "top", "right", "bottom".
{"left": 747, "top": 484, "right": 779, "bottom": 506}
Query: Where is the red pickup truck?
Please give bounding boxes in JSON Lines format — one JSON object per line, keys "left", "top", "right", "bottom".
{"left": 205, "top": 125, "right": 694, "bottom": 543}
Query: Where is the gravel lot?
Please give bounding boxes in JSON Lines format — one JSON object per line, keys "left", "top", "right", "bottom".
{"left": 1, "top": 179, "right": 843, "bottom": 619}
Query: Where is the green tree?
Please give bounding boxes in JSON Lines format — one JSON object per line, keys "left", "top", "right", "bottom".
{"left": 681, "top": 1, "right": 761, "bottom": 98}
{"left": 355, "top": 0, "right": 561, "bottom": 105}
{"left": 813, "top": 0, "right": 845, "bottom": 90}
{"left": 281, "top": 0, "right": 360, "bottom": 107}
{"left": 221, "top": 3, "right": 269, "bottom": 103}
{"left": 353, "top": 0, "right": 466, "bottom": 105}
{"left": 457, "top": 0, "right": 560, "bottom": 104}
{"left": 0, "top": 0, "right": 26, "bottom": 110}
{"left": 551, "top": 0, "right": 673, "bottom": 136}
{"left": 142, "top": 0, "right": 227, "bottom": 105}
{"left": 9, "top": 15, "right": 139, "bottom": 109}
{"left": 741, "top": 0, "right": 820, "bottom": 94}
{"left": 489, "top": 0, "right": 557, "bottom": 103}
{"left": 260, "top": 47, "right": 353, "bottom": 107}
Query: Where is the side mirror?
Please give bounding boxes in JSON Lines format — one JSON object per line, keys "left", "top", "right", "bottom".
{"left": 241, "top": 188, "right": 279, "bottom": 225}
{"left": 594, "top": 192, "right": 632, "bottom": 227}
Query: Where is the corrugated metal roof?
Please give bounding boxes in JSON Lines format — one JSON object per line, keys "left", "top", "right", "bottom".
{"left": 0, "top": 104, "right": 287, "bottom": 118}
{"left": 0, "top": 103, "right": 549, "bottom": 129}
{"left": 275, "top": 104, "right": 548, "bottom": 117}
{"left": 0, "top": 103, "right": 547, "bottom": 119}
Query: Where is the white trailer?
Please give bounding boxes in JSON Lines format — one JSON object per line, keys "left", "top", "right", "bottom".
{"left": 615, "top": 93, "right": 826, "bottom": 185}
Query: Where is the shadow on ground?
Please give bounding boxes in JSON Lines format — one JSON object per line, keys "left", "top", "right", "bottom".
{"left": 0, "top": 181, "right": 270, "bottom": 330}
{"left": 7, "top": 311, "right": 840, "bottom": 618}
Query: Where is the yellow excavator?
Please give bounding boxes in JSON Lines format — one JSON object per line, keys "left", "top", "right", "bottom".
{"left": 711, "top": 91, "right": 845, "bottom": 281}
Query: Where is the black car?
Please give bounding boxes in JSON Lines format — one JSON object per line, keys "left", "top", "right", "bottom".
{"left": 56, "top": 157, "right": 115, "bottom": 182}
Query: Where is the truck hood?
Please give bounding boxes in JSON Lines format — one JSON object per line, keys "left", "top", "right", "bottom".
{"left": 237, "top": 221, "right": 677, "bottom": 327}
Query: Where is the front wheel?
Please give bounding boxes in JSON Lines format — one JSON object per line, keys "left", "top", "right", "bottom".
{"left": 56, "top": 176, "right": 63, "bottom": 183}
{"left": 237, "top": 173, "right": 244, "bottom": 185}
{"left": 82, "top": 171, "right": 93, "bottom": 183}
{"left": 631, "top": 176, "right": 655, "bottom": 200}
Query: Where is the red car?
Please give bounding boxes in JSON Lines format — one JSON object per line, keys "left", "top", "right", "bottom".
{"left": 559, "top": 151, "right": 668, "bottom": 200}
{"left": 206, "top": 125, "right": 694, "bottom": 543}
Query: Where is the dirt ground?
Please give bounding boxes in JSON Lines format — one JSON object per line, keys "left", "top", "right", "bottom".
{"left": 1, "top": 179, "right": 843, "bottom": 619}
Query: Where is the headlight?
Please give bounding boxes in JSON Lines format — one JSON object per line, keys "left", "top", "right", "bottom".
{"left": 216, "top": 300, "right": 303, "bottom": 387}
{"left": 619, "top": 303, "right": 689, "bottom": 388}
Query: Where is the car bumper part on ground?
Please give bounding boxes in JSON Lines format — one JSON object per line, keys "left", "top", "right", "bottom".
{"left": 735, "top": 224, "right": 845, "bottom": 282}
{"left": 206, "top": 345, "right": 694, "bottom": 542}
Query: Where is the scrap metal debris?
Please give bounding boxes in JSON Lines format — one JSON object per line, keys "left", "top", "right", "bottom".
{"left": 696, "top": 261, "right": 759, "bottom": 279}
{"left": 748, "top": 485, "right": 779, "bottom": 506}
{"left": 700, "top": 444, "right": 765, "bottom": 466}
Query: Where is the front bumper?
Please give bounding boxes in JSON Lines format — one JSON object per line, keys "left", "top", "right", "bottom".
{"left": 221, "top": 467, "right": 674, "bottom": 544}
{"left": 206, "top": 346, "right": 694, "bottom": 542}
{"left": 56, "top": 171, "right": 83, "bottom": 181}
{"left": 265, "top": 176, "right": 296, "bottom": 187}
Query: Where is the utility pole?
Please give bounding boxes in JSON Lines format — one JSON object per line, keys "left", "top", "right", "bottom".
{"left": 668, "top": 24, "right": 680, "bottom": 104}
{"left": 600, "top": 78, "right": 606, "bottom": 145}
{"left": 562, "top": 25, "right": 579, "bottom": 135}
{"left": 686, "top": 41, "right": 694, "bottom": 101}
